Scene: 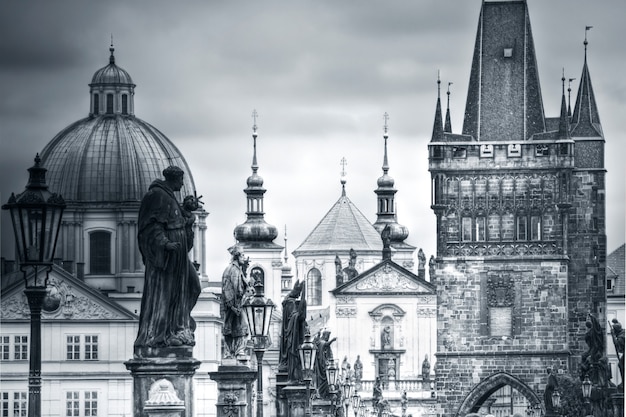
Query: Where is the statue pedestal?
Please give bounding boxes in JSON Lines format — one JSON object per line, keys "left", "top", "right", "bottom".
{"left": 311, "top": 398, "right": 333, "bottom": 417}
{"left": 283, "top": 385, "right": 309, "bottom": 417}
{"left": 612, "top": 392, "right": 624, "bottom": 417}
{"left": 208, "top": 365, "right": 258, "bottom": 417}
{"left": 125, "top": 347, "right": 201, "bottom": 417}
{"left": 276, "top": 371, "right": 289, "bottom": 417}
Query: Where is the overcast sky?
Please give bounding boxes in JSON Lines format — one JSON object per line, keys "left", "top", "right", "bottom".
{"left": 1, "top": 1, "right": 624, "bottom": 278}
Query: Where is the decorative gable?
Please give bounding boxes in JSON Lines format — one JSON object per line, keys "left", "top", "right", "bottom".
{"left": 1, "top": 270, "right": 137, "bottom": 321}
{"left": 333, "top": 261, "right": 435, "bottom": 295}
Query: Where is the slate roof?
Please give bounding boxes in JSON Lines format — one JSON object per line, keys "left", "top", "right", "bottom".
{"left": 607, "top": 244, "right": 625, "bottom": 296}
{"left": 294, "top": 192, "right": 383, "bottom": 254}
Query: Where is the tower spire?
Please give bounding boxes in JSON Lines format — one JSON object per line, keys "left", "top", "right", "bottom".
{"left": 571, "top": 26, "right": 603, "bottom": 138}
{"left": 444, "top": 82, "right": 453, "bottom": 133}
{"left": 431, "top": 71, "right": 444, "bottom": 142}
{"left": 557, "top": 69, "right": 571, "bottom": 140}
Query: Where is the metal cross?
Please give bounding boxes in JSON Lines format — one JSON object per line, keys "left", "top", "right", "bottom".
{"left": 252, "top": 109, "right": 258, "bottom": 133}
{"left": 383, "top": 112, "right": 389, "bottom": 134}
{"left": 340, "top": 157, "right": 347, "bottom": 178}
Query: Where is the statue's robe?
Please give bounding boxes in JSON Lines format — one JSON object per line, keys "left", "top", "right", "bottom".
{"left": 134, "top": 180, "right": 201, "bottom": 348}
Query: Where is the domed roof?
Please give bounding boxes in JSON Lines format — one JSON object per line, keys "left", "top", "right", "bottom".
{"left": 90, "top": 46, "right": 134, "bottom": 86}
{"left": 377, "top": 173, "right": 395, "bottom": 188}
{"left": 40, "top": 116, "right": 196, "bottom": 203}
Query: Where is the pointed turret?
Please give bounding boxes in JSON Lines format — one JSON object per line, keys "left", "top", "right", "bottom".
{"left": 444, "top": 82, "right": 453, "bottom": 133}
{"left": 431, "top": 74, "right": 444, "bottom": 142}
{"left": 234, "top": 111, "right": 280, "bottom": 248}
{"left": 373, "top": 113, "right": 409, "bottom": 246}
{"left": 571, "top": 29, "right": 603, "bottom": 138}
{"left": 462, "top": 0, "right": 545, "bottom": 141}
{"left": 557, "top": 72, "right": 571, "bottom": 140}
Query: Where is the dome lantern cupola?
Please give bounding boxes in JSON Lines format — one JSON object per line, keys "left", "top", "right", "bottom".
{"left": 373, "top": 113, "right": 409, "bottom": 244}
{"left": 234, "top": 111, "right": 279, "bottom": 246}
{"left": 89, "top": 42, "right": 135, "bottom": 117}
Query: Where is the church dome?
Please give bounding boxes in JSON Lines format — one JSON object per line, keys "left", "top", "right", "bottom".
{"left": 39, "top": 47, "right": 195, "bottom": 203}
{"left": 377, "top": 173, "right": 395, "bottom": 188}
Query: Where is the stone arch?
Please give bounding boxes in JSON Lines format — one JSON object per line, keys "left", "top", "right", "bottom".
{"left": 456, "top": 372, "right": 542, "bottom": 416}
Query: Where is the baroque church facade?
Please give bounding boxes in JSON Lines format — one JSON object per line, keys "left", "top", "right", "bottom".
{"left": 1, "top": 1, "right": 613, "bottom": 417}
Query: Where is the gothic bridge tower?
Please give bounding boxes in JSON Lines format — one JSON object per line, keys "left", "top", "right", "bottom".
{"left": 427, "top": 1, "right": 606, "bottom": 415}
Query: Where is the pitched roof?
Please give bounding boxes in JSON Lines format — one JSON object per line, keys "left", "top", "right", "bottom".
{"left": 294, "top": 193, "right": 383, "bottom": 254}
{"left": 607, "top": 244, "right": 625, "bottom": 296}
{"left": 571, "top": 52, "right": 603, "bottom": 137}
{"left": 462, "top": 0, "right": 546, "bottom": 141}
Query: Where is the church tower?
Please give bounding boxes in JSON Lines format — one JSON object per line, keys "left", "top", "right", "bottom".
{"left": 233, "top": 111, "right": 284, "bottom": 304}
{"left": 428, "top": 2, "right": 606, "bottom": 415}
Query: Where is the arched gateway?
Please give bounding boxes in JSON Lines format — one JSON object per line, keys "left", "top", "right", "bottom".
{"left": 456, "top": 372, "right": 542, "bottom": 416}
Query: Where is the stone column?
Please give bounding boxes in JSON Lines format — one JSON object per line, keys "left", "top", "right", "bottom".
{"left": 208, "top": 365, "right": 258, "bottom": 417}
{"left": 125, "top": 347, "right": 200, "bottom": 417}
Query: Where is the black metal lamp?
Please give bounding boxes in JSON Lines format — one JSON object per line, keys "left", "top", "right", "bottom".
{"left": 327, "top": 360, "right": 339, "bottom": 391}
{"left": 243, "top": 280, "right": 275, "bottom": 417}
{"left": 581, "top": 375, "right": 592, "bottom": 401}
{"left": 351, "top": 392, "right": 361, "bottom": 417}
{"left": 2, "top": 154, "right": 65, "bottom": 417}
{"left": 342, "top": 379, "right": 353, "bottom": 417}
{"left": 299, "top": 330, "right": 317, "bottom": 417}
{"left": 551, "top": 389, "right": 561, "bottom": 410}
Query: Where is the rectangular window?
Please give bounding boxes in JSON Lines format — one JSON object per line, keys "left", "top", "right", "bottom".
{"left": 559, "top": 143, "right": 569, "bottom": 155}
{"left": 90, "top": 232, "right": 111, "bottom": 275}
{"left": 607, "top": 279, "right": 614, "bottom": 291}
{"left": 106, "top": 94, "right": 113, "bottom": 114}
{"left": 67, "top": 336, "right": 80, "bottom": 360}
{"left": 431, "top": 145, "right": 443, "bottom": 159}
{"left": 84, "top": 392, "right": 97, "bottom": 417}
{"left": 85, "top": 336, "right": 98, "bottom": 360}
{"left": 530, "top": 216, "right": 541, "bottom": 241}
{"left": 12, "top": 393, "right": 26, "bottom": 417}
{"left": 535, "top": 144, "right": 549, "bottom": 156}
{"left": 1, "top": 392, "right": 7, "bottom": 417}
{"left": 13, "top": 336, "right": 27, "bottom": 360}
{"left": 452, "top": 147, "right": 467, "bottom": 158}
{"left": 121, "top": 95, "right": 128, "bottom": 114}
{"left": 1, "top": 337, "right": 9, "bottom": 361}
{"left": 461, "top": 217, "right": 473, "bottom": 242}
{"left": 93, "top": 94, "right": 99, "bottom": 114}
{"left": 475, "top": 217, "right": 486, "bottom": 241}
{"left": 66, "top": 392, "right": 80, "bottom": 417}
{"left": 517, "top": 216, "right": 528, "bottom": 241}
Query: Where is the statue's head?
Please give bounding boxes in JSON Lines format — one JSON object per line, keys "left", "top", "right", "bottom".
{"left": 613, "top": 318, "right": 623, "bottom": 332}
{"left": 288, "top": 280, "right": 302, "bottom": 297}
{"left": 322, "top": 329, "right": 331, "bottom": 341}
{"left": 228, "top": 244, "right": 246, "bottom": 264}
{"left": 163, "top": 166, "right": 184, "bottom": 191}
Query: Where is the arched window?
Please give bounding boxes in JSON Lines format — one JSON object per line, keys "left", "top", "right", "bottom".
{"left": 106, "top": 94, "right": 114, "bottom": 114}
{"left": 250, "top": 266, "right": 264, "bottom": 287}
{"left": 93, "top": 94, "right": 99, "bottom": 114}
{"left": 121, "top": 94, "right": 128, "bottom": 114}
{"left": 90, "top": 231, "right": 111, "bottom": 274}
{"left": 306, "top": 268, "right": 322, "bottom": 306}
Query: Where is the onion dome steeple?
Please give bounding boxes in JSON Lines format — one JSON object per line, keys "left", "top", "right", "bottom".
{"left": 89, "top": 42, "right": 135, "bottom": 117}
{"left": 234, "top": 111, "right": 279, "bottom": 248}
{"left": 372, "top": 113, "right": 409, "bottom": 244}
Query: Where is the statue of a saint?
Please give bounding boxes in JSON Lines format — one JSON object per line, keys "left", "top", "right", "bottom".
{"left": 418, "top": 248, "right": 426, "bottom": 270}
{"left": 428, "top": 255, "right": 436, "bottom": 282}
{"left": 221, "top": 245, "right": 252, "bottom": 359}
{"left": 335, "top": 254, "right": 343, "bottom": 287}
{"left": 421, "top": 355, "right": 431, "bottom": 381}
{"left": 381, "top": 325, "right": 392, "bottom": 349}
{"left": 579, "top": 313, "right": 611, "bottom": 416}
{"left": 314, "top": 330, "right": 336, "bottom": 399}
{"left": 279, "top": 280, "right": 308, "bottom": 383}
{"left": 610, "top": 318, "right": 624, "bottom": 388}
{"left": 354, "top": 355, "right": 363, "bottom": 383}
{"left": 372, "top": 378, "right": 383, "bottom": 411}
{"left": 342, "top": 249, "right": 358, "bottom": 281}
{"left": 134, "top": 166, "right": 201, "bottom": 350}
{"left": 543, "top": 368, "right": 558, "bottom": 414}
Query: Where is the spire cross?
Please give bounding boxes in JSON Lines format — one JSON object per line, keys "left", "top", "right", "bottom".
{"left": 383, "top": 112, "right": 389, "bottom": 135}
{"left": 561, "top": 68, "right": 566, "bottom": 95}
{"left": 284, "top": 225, "right": 289, "bottom": 264}
{"left": 340, "top": 157, "right": 348, "bottom": 178}
{"left": 252, "top": 109, "right": 259, "bottom": 134}
{"left": 110, "top": 33, "right": 114, "bottom": 48}
{"left": 437, "top": 70, "right": 441, "bottom": 98}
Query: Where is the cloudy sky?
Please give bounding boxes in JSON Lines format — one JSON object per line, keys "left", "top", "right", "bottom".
{"left": 1, "top": 1, "right": 624, "bottom": 278}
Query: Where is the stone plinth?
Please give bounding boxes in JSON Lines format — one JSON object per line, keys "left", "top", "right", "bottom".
{"left": 283, "top": 385, "right": 310, "bottom": 417}
{"left": 275, "top": 371, "right": 289, "bottom": 417}
{"left": 612, "top": 392, "right": 624, "bottom": 417}
{"left": 208, "top": 365, "right": 258, "bottom": 417}
{"left": 125, "top": 346, "right": 201, "bottom": 417}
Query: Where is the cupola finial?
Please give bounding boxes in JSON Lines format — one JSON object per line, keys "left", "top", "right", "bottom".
{"left": 382, "top": 112, "right": 390, "bottom": 174}
{"left": 445, "top": 82, "right": 453, "bottom": 133}
{"left": 567, "top": 77, "right": 576, "bottom": 117}
{"left": 584, "top": 26, "right": 592, "bottom": 59}
{"left": 109, "top": 34, "right": 115, "bottom": 65}
{"left": 251, "top": 109, "right": 259, "bottom": 173}
{"left": 340, "top": 157, "right": 347, "bottom": 196}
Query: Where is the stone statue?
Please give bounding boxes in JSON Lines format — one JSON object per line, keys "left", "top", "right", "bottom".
{"left": 314, "top": 330, "right": 336, "bottom": 399}
{"left": 610, "top": 318, "right": 624, "bottom": 389}
{"left": 280, "top": 280, "right": 308, "bottom": 383}
{"left": 342, "top": 249, "right": 358, "bottom": 281}
{"left": 382, "top": 225, "right": 392, "bottom": 260}
{"left": 428, "top": 255, "right": 436, "bottom": 282}
{"left": 543, "top": 368, "right": 558, "bottom": 414}
{"left": 579, "top": 313, "right": 611, "bottom": 416}
{"left": 221, "top": 245, "right": 252, "bottom": 359}
{"left": 341, "top": 356, "right": 349, "bottom": 380}
{"left": 387, "top": 358, "right": 396, "bottom": 380}
{"left": 134, "top": 166, "right": 201, "bottom": 350}
{"left": 418, "top": 249, "right": 426, "bottom": 270}
{"left": 372, "top": 378, "right": 383, "bottom": 412}
{"left": 381, "top": 325, "right": 392, "bottom": 349}
{"left": 335, "top": 254, "right": 343, "bottom": 287}
{"left": 354, "top": 355, "right": 363, "bottom": 384}
{"left": 421, "top": 355, "right": 431, "bottom": 381}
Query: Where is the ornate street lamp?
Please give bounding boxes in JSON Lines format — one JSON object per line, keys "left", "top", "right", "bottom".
{"left": 351, "top": 392, "right": 361, "bottom": 417}
{"left": 381, "top": 408, "right": 389, "bottom": 417}
{"left": 551, "top": 389, "right": 561, "bottom": 412}
{"left": 2, "top": 154, "right": 66, "bottom": 417}
{"left": 581, "top": 374, "right": 592, "bottom": 416}
{"left": 358, "top": 404, "right": 366, "bottom": 417}
{"left": 299, "top": 330, "right": 317, "bottom": 417}
{"left": 326, "top": 361, "right": 340, "bottom": 416}
{"left": 342, "top": 379, "right": 353, "bottom": 417}
{"left": 243, "top": 280, "right": 274, "bottom": 417}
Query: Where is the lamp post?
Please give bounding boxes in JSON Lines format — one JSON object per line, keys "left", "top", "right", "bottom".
{"left": 242, "top": 279, "right": 275, "bottom": 417}
{"left": 342, "top": 379, "right": 353, "bottom": 417}
{"left": 551, "top": 389, "right": 561, "bottom": 416}
{"left": 581, "top": 374, "right": 592, "bottom": 417}
{"left": 351, "top": 392, "right": 361, "bottom": 417}
{"left": 299, "top": 330, "right": 317, "bottom": 417}
{"left": 327, "top": 361, "right": 339, "bottom": 416}
{"left": 2, "top": 154, "right": 66, "bottom": 417}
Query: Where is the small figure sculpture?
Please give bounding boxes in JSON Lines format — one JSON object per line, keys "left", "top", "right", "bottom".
{"left": 342, "top": 249, "right": 358, "bottom": 281}
{"left": 372, "top": 378, "right": 383, "bottom": 412}
{"left": 354, "top": 355, "right": 363, "bottom": 385}
{"left": 579, "top": 313, "right": 611, "bottom": 416}
{"left": 280, "top": 280, "right": 308, "bottom": 383}
{"left": 421, "top": 355, "right": 431, "bottom": 381}
{"left": 610, "top": 318, "right": 625, "bottom": 389}
{"left": 428, "top": 255, "right": 436, "bottom": 282}
{"left": 400, "top": 390, "right": 408, "bottom": 417}
{"left": 134, "top": 166, "right": 201, "bottom": 350}
{"left": 335, "top": 254, "right": 343, "bottom": 287}
{"left": 543, "top": 368, "right": 558, "bottom": 414}
{"left": 314, "top": 329, "right": 336, "bottom": 399}
{"left": 341, "top": 356, "right": 349, "bottom": 378}
{"left": 221, "top": 245, "right": 252, "bottom": 359}
{"left": 418, "top": 249, "right": 426, "bottom": 270}
{"left": 381, "top": 325, "right": 392, "bottom": 349}
{"left": 387, "top": 358, "right": 396, "bottom": 380}
{"left": 382, "top": 225, "right": 392, "bottom": 260}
